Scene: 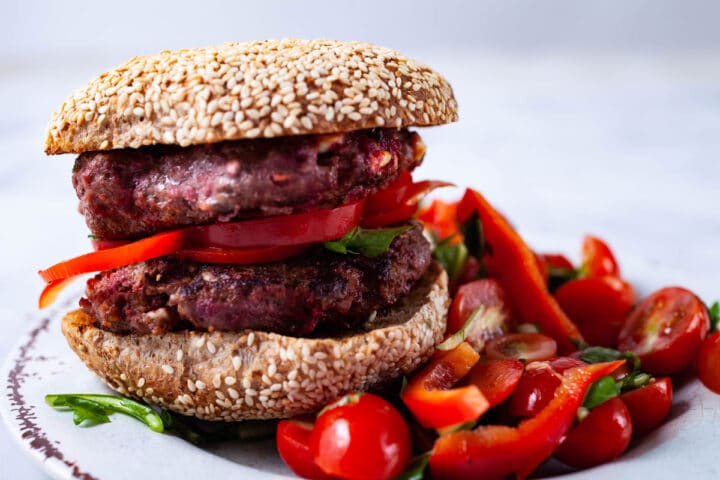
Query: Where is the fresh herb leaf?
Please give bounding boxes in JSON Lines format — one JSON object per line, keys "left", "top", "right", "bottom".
{"left": 87, "top": 234, "right": 99, "bottom": 240}
{"left": 708, "top": 301, "right": 719, "bottom": 333}
{"left": 583, "top": 375, "right": 620, "bottom": 409}
{"left": 432, "top": 236, "right": 468, "bottom": 281}
{"left": 323, "top": 226, "right": 411, "bottom": 257}
{"left": 394, "top": 453, "right": 430, "bottom": 480}
{"left": 46, "top": 394, "right": 164, "bottom": 432}
{"left": 579, "top": 346, "right": 640, "bottom": 370}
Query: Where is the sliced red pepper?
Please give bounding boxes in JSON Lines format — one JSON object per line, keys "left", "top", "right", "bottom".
{"left": 418, "top": 199, "right": 460, "bottom": 242}
{"left": 456, "top": 189, "right": 583, "bottom": 353}
{"left": 39, "top": 229, "right": 186, "bottom": 283}
{"left": 38, "top": 277, "right": 78, "bottom": 309}
{"left": 362, "top": 178, "right": 453, "bottom": 228}
{"left": 401, "top": 342, "right": 489, "bottom": 429}
{"left": 429, "top": 360, "right": 624, "bottom": 480}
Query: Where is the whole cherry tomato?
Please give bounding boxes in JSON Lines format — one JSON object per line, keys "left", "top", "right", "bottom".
{"left": 486, "top": 333, "right": 557, "bottom": 362}
{"left": 508, "top": 357, "right": 586, "bottom": 417}
{"left": 618, "top": 287, "right": 710, "bottom": 375}
{"left": 581, "top": 235, "right": 619, "bottom": 277}
{"left": 620, "top": 377, "right": 673, "bottom": 437}
{"left": 464, "top": 359, "right": 524, "bottom": 408}
{"left": 276, "top": 419, "right": 336, "bottom": 480}
{"left": 554, "top": 397, "right": 632, "bottom": 468}
{"left": 555, "top": 276, "right": 636, "bottom": 347}
{"left": 698, "top": 331, "right": 720, "bottom": 394}
{"left": 310, "top": 393, "right": 411, "bottom": 480}
{"left": 508, "top": 362, "right": 561, "bottom": 417}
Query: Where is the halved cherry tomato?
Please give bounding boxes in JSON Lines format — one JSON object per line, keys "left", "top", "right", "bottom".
{"left": 486, "top": 333, "right": 557, "bottom": 362}
{"left": 177, "top": 244, "right": 311, "bottom": 264}
{"left": 555, "top": 276, "right": 636, "bottom": 347}
{"left": 698, "top": 331, "right": 720, "bottom": 394}
{"left": 581, "top": 235, "right": 619, "bottom": 277}
{"left": 276, "top": 419, "right": 336, "bottom": 480}
{"left": 310, "top": 393, "right": 411, "bottom": 480}
{"left": 456, "top": 189, "right": 584, "bottom": 353}
{"left": 401, "top": 342, "right": 488, "bottom": 429}
{"left": 464, "top": 359, "right": 524, "bottom": 408}
{"left": 429, "top": 360, "right": 624, "bottom": 480}
{"left": 618, "top": 287, "right": 710, "bottom": 375}
{"left": 620, "top": 377, "right": 673, "bottom": 437}
{"left": 553, "top": 397, "right": 632, "bottom": 468}
{"left": 418, "top": 199, "right": 460, "bottom": 242}
{"left": 446, "top": 279, "right": 511, "bottom": 350}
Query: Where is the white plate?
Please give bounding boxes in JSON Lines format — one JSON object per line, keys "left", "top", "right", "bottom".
{"left": 2, "top": 251, "right": 719, "bottom": 480}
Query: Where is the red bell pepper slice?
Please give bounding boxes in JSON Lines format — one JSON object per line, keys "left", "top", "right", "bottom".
{"left": 429, "top": 360, "right": 624, "bottom": 480}
{"left": 456, "top": 189, "right": 584, "bottom": 353}
{"left": 401, "top": 342, "right": 489, "bottom": 430}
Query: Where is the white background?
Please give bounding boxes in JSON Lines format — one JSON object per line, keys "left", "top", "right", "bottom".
{"left": 1, "top": 1, "right": 719, "bottom": 478}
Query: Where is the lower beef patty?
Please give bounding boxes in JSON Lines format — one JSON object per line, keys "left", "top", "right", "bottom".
{"left": 73, "top": 128, "right": 425, "bottom": 240}
{"left": 80, "top": 223, "right": 431, "bottom": 336}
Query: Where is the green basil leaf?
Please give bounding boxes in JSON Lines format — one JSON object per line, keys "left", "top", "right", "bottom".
{"left": 708, "top": 301, "right": 719, "bottom": 333}
{"left": 460, "top": 211, "right": 484, "bottom": 260}
{"left": 547, "top": 266, "right": 579, "bottom": 293}
{"left": 394, "top": 453, "right": 430, "bottom": 480}
{"left": 583, "top": 375, "right": 620, "bottom": 409}
{"left": 323, "top": 226, "right": 411, "bottom": 257}
{"left": 579, "top": 346, "right": 640, "bottom": 371}
{"left": 432, "top": 238, "right": 468, "bottom": 281}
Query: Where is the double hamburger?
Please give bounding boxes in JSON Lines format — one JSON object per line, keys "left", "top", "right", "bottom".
{"left": 41, "top": 39, "right": 458, "bottom": 421}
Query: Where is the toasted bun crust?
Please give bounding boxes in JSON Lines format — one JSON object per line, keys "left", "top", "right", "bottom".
{"left": 61, "top": 263, "right": 448, "bottom": 421}
{"left": 45, "top": 39, "right": 458, "bottom": 154}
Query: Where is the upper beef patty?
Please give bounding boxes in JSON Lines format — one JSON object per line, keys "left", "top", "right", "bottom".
{"left": 80, "top": 222, "right": 431, "bottom": 336}
{"left": 73, "top": 128, "right": 425, "bottom": 240}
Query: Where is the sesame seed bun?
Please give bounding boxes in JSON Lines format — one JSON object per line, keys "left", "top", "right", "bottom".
{"left": 45, "top": 39, "right": 458, "bottom": 154}
{"left": 61, "top": 263, "right": 448, "bottom": 421}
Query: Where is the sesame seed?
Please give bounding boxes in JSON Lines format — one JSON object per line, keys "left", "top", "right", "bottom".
{"left": 225, "top": 376, "right": 236, "bottom": 385}
{"left": 137, "top": 377, "right": 146, "bottom": 387}
{"left": 176, "top": 349, "right": 184, "bottom": 361}
{"left": 161, "top": 365, "right": 174, "bottom": 374}
{"left": 207, "top": 341, "right": 216, "bottom": 354}
{"left": 232, "top": 356, "right": 242, "bottom": 370}
{"left": 195, "top": 380, "right": 206, "bottom": 390}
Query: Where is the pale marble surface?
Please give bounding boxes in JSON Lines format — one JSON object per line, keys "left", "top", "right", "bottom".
{"left": 1, "top": 51, "right": 718, "bottom": 478}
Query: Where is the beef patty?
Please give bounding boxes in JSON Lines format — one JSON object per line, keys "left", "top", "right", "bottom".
{"left": 73, "top": 128, "right": 425, "bottom": 239}
{"left": 80, "top": 222, "right": 431, "bottom": 336}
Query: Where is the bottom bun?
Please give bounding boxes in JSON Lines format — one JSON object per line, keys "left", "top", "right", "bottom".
{"left": 61, "top": 262, "right": 449, "bottom": 421}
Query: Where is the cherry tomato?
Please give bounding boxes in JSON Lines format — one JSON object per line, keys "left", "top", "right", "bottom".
{"left": 554, "top": 397, "right": 632, "bottom": 468}
{"left": 508, "top": 357, "right": 586, "bottom": 417}
{"left": 581, "top": 235, "right": 619, "bottom": 277}
{"left": 311, "top": 393, "right": 411, "bottom": 480}
{"left": 447, "top": 279, "right": 511, "bottom": 348}
{"left": 508, "top": 362, "right": 560, "bottom": 417}
{"left": 698, "top": 331, "right": 720, "bottom": 394}
{"left": 464, "top": 359, "right": 524, "bottom": 408}
{"left": 486, "top": 333, "right": 557, "bottom": 362}
{"left": 620, "top": 377, "right": 673, "bottom": 437}
{"left": 277, "top": 419, "right": 336, "bottom": 480}
{"left": 618, "top": 287, "right": 710, "bottom": 375}
{"left": 555, "top": 276, "right": 636, "bottom": 347}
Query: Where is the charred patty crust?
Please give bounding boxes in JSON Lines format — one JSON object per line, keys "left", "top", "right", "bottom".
{"left": 73, "top": 128, "right": 425, "bottom": 239}
{"left": 80, "top": 222, "right": 431, "bottom": 336}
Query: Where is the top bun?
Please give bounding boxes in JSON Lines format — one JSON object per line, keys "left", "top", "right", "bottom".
{"left": 45, "top": 39, "right": 458, "bottom": 154}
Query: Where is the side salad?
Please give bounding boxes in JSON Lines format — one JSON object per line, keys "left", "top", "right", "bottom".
{"left": 47, "top": 187, "right": 720, "bottom": 480}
